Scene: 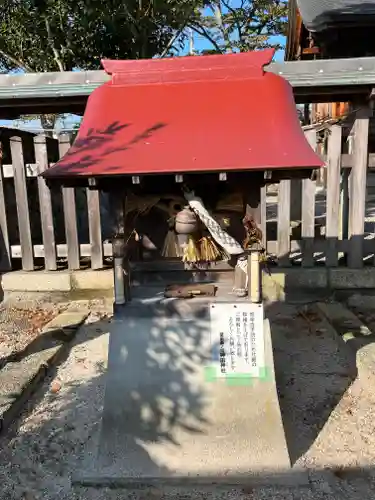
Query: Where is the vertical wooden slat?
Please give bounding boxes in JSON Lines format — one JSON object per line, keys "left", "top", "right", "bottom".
{"left": 34, "top": 135, "right": 57, "bottom": 271}
{"left": 87, "top": 189, "right": 103, "bottom": 269}
{"left": 290, "top": 179, "right": 302, "bottom": 223}
{"left": 326, "top": 125, "right": 342, "bottom": 267}
{"left": 260, "top": 185, "right": 267, "bottom": 248}
{"left": 340, "top": 151, "right": 350, "bottom": 243}
{"left": 348, "top": 105, "right": 370, "bottom": 268}
{"left": 59, "top": 134, "right": 80, "bottom": 270}
{"left": 340, "top": 107, "right": 354, "bottom": 243}
{"left": 10, "top": 137, "right": 33, "bottom": 271}
{"left": 301, "top": 129, "right": 317, "bottom": 267}
{"left": 277, "top": 179, "right": 291, "bottom": 266}
{"left": 0, "top": 143, "right": 11, "bottom": 271}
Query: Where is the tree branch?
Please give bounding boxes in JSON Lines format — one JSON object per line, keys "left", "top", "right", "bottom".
{"left": 160, "top": 2, "right": 202, "bottom": 58}
{"left": 160, "top": 28, "right": 185, "bottom": 58}
{"left": 188, "top": 23, "right": 223, "bottom": 53}
{"left": 214, "top": 2, "right": 233, "bottom": 52}
{"left": 256, "top": 21, "right": 268, "bottom": 35}
{"left": 44, "top": 17, "right": 65, "bottom": 71}
{"left": 221, "top": 0, "right": 243, "bottom": 43}
{"left": 0, "top": 49, "right": 33, "bottom": 72}
{"left": 122, "top": 3, "right": 141, "bottom": 36}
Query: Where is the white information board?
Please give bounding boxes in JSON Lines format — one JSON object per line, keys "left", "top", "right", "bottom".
{"left": 209, "top": 302, "right": 264, "bottom": 378}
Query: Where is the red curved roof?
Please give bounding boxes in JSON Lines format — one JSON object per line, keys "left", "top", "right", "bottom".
{"left": 43, "top": 49, "right": 322, "bottom": 180}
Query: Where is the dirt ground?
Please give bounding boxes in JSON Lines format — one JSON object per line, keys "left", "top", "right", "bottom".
{"left": 1, "top": 298, "right": 375, "bottom": 499}
{"left": 0, "top": 301, "right": 62, "bottom": 365}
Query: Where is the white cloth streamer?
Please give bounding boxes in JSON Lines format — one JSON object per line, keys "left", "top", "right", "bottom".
{"left": 183, "top": 190, "right": 244, "bottom": 255}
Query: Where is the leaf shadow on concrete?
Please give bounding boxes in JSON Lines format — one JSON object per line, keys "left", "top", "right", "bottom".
{"left": 267, "top": 274, "right": 375, "bottom": 467}
{"left": 0, "top": 305, "right": 211, "bottom": 498}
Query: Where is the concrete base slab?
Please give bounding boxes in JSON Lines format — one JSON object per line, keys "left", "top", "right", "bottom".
{"left": 74, "top": 289, "right": 303, "bottom": 488}
{"left": 4, "top": 266, "right": 375, "bottom": 299}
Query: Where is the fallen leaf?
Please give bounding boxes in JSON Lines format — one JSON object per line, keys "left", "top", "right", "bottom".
{"left": 50, "top": 380, "right": 62, "bottom": 393}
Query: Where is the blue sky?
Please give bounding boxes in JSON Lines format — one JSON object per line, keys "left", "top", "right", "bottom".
{"left": 185, "top": 30, "right": 285, "bottom": 60}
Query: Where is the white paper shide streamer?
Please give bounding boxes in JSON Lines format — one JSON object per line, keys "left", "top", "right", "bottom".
{"left": 183, "top": 190, "right": 244, "bottom": 255}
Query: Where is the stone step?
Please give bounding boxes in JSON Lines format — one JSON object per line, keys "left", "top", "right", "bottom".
{"left": 315, "top": 301, "right": 375, "bottom": 375}
{"left": 316, "top": 302, "right": 372, "bottom": 342}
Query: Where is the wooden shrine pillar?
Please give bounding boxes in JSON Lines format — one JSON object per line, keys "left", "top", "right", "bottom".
{"left": 245, "top": 176, "right": 264, "bottom": 303}
{"left": 110, "top": 191, "right": 131, "bottom": 306}
{"left": 234, "top": 173, "right": 264, "bottom": 303}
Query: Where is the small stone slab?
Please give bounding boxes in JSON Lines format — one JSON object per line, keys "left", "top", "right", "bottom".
{"left": 0, "top": 309, "right": 88, "bottom": 432}
{"left": 316, "top": 301, "right": 375, "bottom": 375}
{"left": 316, "top": 302, "right": 372, "bottom": 342}
{"left": 346, "top": 294, "right": 375, "bottom": 334}
{"left": 42, "top": 310, "right": 89, "bottom": 340}
{"left": 0, "top": 347, "right": 60, "bottom": 430}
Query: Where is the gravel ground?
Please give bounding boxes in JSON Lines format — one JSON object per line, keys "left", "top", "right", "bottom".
{"left": 0, "top": 301, "right": 62, "bottom": 364}
{"left": 1, "top": 299, "right": 375, "bottom": 499}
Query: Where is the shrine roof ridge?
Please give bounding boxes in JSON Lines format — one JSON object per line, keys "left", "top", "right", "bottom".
{"left": 0, "top": 55, "right": 375, "bottom": 98}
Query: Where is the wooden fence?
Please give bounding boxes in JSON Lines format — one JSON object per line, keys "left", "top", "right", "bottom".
{"left": 0, "top": 134, "right": 108, "bottom": 272}
{"left": 277, "top": 104, "right": 371, "bottom": 269}
{"left": 0, "top": 104, "right": 374, "bottom": 272}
